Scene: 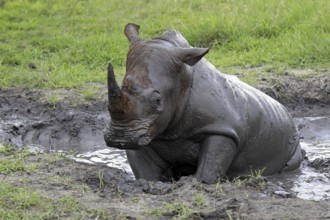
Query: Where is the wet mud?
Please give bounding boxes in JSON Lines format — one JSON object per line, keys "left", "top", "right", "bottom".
{"left": 0, "top": 87, "right": 108, "bottom": 152}
{"left": 1, "top": 73, "right": 330, "bottom": 219}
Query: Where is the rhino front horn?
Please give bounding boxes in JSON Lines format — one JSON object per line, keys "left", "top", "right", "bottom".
{"left": 107, "top": 62, "right": 125, "bottom": 115}
{"left": 107, "top": 62, "right": 121, "bottom": 98}
{"left": 124, "top": 23, "right": 140, "bottom": 44}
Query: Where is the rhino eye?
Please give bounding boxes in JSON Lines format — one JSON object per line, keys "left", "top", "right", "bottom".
{"left": 150, "top": 91, "right": 163, "bottom": 112}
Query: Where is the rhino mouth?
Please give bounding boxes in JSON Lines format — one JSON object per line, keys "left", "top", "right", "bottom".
{"left": 103, "top": 120, "right": 152, "bottom": 150}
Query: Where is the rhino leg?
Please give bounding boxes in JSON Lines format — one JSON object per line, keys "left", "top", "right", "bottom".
{"left": 195, "top": 135, "right": 236, "bottom": 184}
{"left": 126, "top": 147, "right": 172, "bottom": 181}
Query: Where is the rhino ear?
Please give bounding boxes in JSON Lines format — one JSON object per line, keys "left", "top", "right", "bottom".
{"left": 176, "top": 47, "right": 209, "bottom": 66}
{"left": 124, "top": 23, "right": 140, "bottom": 44}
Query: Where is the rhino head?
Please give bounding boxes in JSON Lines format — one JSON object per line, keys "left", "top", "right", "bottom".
{"left": 104, "top": 23, "right": 209, "bottom": 149}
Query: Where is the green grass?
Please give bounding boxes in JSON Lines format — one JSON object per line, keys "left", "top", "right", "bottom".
{"left": 0, "top": 146, "right": 82, "bottom": 219}
{"left": 148, "top": 202, "right": 193, "bottom": 219}
{"left": 0, "top": 182, "right": 92, "bottom": 219}
{"left": 0, "top": 145, "right": 37, "bottom": 174}
{"left": 1, "top": 0, "right": 329, "bottom": 89}
{"left": 147, "top": 192, "right": 209, "bottom": 219}
{"left": 0, "top": 146, "right": 114, "bottom": 219}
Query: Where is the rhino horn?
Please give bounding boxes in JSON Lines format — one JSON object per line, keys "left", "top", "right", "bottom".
{"left": 107, "top": 62, "right": 123, "bottom": 113}
{"left": 107, "top": 62, "right": 121, "bottom": 97}
{"left": 124, "top": 23, "right": 140, "bottom": 44}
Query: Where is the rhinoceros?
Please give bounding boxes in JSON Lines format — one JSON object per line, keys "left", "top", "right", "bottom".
{"left": 104, "top": 23, "right": 302, "bottom": 183}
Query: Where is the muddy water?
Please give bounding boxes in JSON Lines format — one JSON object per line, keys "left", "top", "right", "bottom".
{"left": 268, "top": 116, "right": 330, "bottom": 201}
{"left": 0, "top": 108, "right": 329, "bottom": 201}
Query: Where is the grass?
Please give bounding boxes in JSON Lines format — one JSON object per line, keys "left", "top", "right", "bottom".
{"left": 191, "top": 192, "right": 207, "bottom": 209}
{"left": 0, "top": 146, "right": 81, "bottom": 219}
{"left": 147, "top": 192, "right": 208, "bottom": 219}
{"left": 232, "top": 168, "right": 266, "bottom": 190}
{"left": 0, "top": 146, "right": 118, "bottom": 219}
{"left": 80, "top": 85, "right": 101, "bottom": 101}
{"left": 47, "top": 92, "right": 59, "bottom": 108}
{"left": 0, "top": 182, "right": 92, "bottom": 219}
{"left": 148, "top": 202, "right": 193, "bottom": 219}
{"left": 0, "top": 0, "right": 329, "bottom": 89}
{"left": 0, "top": 145, "right": 38, "bottom": 174}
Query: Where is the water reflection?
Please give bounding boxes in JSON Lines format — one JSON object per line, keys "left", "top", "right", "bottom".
{"left": 73, "top": 148, "right": 133, "bottom": 177}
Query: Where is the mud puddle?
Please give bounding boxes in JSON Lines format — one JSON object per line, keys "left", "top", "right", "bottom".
{"left": 59, "top": 115, "right": 330, "bottom": 201}
{"left": 268, "top": 116, "right": 330, "bottom": 201}
{"left": 0, "top": 97, "right": 329, "bottom": 201}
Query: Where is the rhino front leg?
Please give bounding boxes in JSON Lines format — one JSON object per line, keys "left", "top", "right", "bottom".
{"left": 195, "top": 135, "right": 236, "bottom": 183}
{"left": 126, "top": 147, "right": 172, "bottom": 181}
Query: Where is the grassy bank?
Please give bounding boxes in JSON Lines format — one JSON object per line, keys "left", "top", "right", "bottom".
{"left": 1, "top": 144, "right": 329, "bottom": 219}
{"left": 0, "top": 146, "right": 113, "bottom": 219}
{"left": 1, "top": 0, "right": 330, "bottom": 88}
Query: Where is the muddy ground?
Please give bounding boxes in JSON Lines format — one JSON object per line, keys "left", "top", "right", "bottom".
{"left": 1, "top": 72, "right": 330, "bottom": 219}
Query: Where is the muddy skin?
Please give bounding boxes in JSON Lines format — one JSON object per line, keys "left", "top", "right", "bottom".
{"left": 104, "top": 23, "right": 302, "bottom": 183}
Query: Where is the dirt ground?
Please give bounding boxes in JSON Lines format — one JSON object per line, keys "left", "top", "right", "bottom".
{"left": 1, "top": 71, "right": 330, "bottom": 219}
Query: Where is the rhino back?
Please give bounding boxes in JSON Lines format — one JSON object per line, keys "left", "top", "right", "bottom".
{"left": 185, "top": 59, "right": 299, "bottom": 175}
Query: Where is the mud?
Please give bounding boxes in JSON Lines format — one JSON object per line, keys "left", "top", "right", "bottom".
{"left": 1, "top": 150, "right": 330, "bottom": 219}
{"left": 259, "top": 72, "right": 330, "bottom": 117}
{"left": 0, "top": 87, "right": 108, "bottom": 152}
{"left": 1, "top": 72, "right": 330, "bottom": 219}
